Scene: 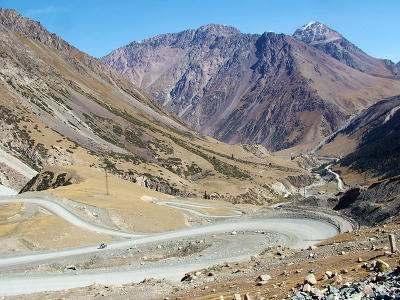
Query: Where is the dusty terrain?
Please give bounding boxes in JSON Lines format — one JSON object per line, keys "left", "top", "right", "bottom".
{"left": 0, "top": 155, "right": 359, "bottom": 299}
{"left": 2, "top": 203, "right": 398, "bottom": 300}
{"left": 0, "top": 8, "right": 399, "bottom": 300}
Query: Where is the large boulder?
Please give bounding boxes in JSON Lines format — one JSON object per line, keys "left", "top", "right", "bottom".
{"left": 19, "top": 167, "right": 80, "bottom": 193}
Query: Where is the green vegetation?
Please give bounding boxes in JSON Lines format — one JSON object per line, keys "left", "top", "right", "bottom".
{"left": 112, "top": 124, "right": 123, "bottom": 135}
{"left": 168, "top": 135, "right": 250, "bottom": 179}
{"left": 124, "top": 129, "right": 147, "bottom": 148}
{"left": 184, "top": 162, "right": 203, "bottom": 178}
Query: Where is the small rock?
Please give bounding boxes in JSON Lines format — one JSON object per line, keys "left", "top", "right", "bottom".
{"left": 357, "top": 257, "right": 363, "bottom": 263}
{"left": 302, "top": 283, "right": 312, "bottom": 292}
{"left": 181, "top": 273, "right": 194, "bottom": 282}
{"left": 325, "top": 271, "right": 333, "bottom": 278}
{"left": 250, "top": 254, "right": 259, "bottom": 261}
{"left": 281, "top": 270, "right": 289, "bottom": 276}
{"left": 257, "top": 274, "right": 271, "bottom": 282}
{"left": 231, "top": 231, "right": 237, "bottom": 236}
{"left": 304, "top": 273, "right": 317, "bottom": 285}
{"left": 233, "top": 293, "right": 241, "bottom": 300}
{"left": 310, "top": 287, "right": 324, "bottom": 298}
{"left": 375, "top": 259, "right": 390, "bottom": 272}
{"left": 326, "top": 294, "right": 337, "bottom": 300}
{"left": 363, "top": 284, "right": 374, "bottom": 296}
{"left": 308, "top": 245, "right": 317, "bottom": 250}
{"left": 333, "top": 274, "right": 343, "bottom": 283}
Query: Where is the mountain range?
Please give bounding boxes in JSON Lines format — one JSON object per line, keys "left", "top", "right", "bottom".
{"left": 103, "top": 22, "right": 400, "bottom": 151}
{"left": 0, "top": 8, "right": 302, "bottom": 201}
{"left": 1, "top": 7, "right": 400, "bottom": 299}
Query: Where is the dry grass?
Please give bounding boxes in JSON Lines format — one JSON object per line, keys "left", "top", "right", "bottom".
{"left": 48, "top": 165, "right": 188, "bottom": 233}
{"left": 318, "top": 134, "right": 358, "bottom": 157}
{"left": 14, "top": 212, "right": 110, "bottom": 250}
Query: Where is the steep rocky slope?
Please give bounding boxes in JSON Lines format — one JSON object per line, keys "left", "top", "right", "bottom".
{"left": 0, "top": 9, "right": 303, "bottom": 201}
{"left": 395, "top": 62, "right": 400, "bottom": 77}
{"left": 103, "top": 24, "right": 400, "bottom": 151}
{"left": 334, "top": 176, "right": 400, "bottom": 225}
{"left": 293, "top": 21, "right": 396, "bottom": 78}
{"left": 320, "top": 95, "right": 400, "bottom": 181}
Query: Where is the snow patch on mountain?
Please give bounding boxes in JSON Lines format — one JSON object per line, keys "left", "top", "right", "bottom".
{"left": 302, "top": 21, "right": 317, "bottom": 30}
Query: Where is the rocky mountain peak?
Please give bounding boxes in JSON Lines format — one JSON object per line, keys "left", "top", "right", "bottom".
{"left": 293, "top": 21, "right": 396, "bottom": 77}
{"left": 195, "top": 24, "right": 241, "bottom": 36}
{"left": 0, "top": 8, "right": 73, "bottom": 53}
{"left": 293, "top": 21, "right": 342, "bottom": 44}
{"left": 0, "top": 8, "right": 20, "bottom": 21}
{"left": 0, "top": 8, "right": 45, "bottom": 35}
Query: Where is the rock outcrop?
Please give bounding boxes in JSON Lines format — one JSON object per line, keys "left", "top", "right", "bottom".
{"left": 334, "top": 176, "right": 400, "bottom": 225}
{"left": 20, "top": 168, "right": 80, "bottom": 193}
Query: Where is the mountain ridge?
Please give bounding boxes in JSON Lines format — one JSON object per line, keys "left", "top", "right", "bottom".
{"left": 0, "top": 9, "right": 302, "bottom": 202}
{"left": 293, "top": 21, "right": 397, "bottom": 78}
{"left": 319, "top": 94, "right": 400, "bottom": 185}
{"left": 103, "top": 23, "right": 400, "bottom": 151}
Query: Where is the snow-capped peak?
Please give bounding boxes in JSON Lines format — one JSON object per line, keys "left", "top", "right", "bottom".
{"left": 293, "top": 21, "right": 341, "bottom": 44}
{"left": 301, "top": 21, "right": 318, "bottom": 30}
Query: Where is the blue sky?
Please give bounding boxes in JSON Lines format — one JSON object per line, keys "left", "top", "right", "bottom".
{"left": 0, "top": 0, "right": 399, "bottom": 61}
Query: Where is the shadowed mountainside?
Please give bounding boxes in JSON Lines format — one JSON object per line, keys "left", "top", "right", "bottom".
{"left": 320, "top": 95, "right": 400, "bottom": 182}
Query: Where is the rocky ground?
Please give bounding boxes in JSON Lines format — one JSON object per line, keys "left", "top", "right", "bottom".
{"left": 5, "top": 217, "right": 399, "bottom": 300}
{"left": 292, "top": 266, "right": 400, "bottom": 299}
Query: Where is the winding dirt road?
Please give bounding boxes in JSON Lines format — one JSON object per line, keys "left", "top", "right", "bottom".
{"left": 0, "top": 194, "right": 352, "bottom": 296}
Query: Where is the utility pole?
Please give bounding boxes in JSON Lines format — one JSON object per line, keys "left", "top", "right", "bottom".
{"left": 105, "top": 169, "right": 109, "bottom": 196}
{"left": 389, "top": 234, "right": 397, "bottom": 253}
